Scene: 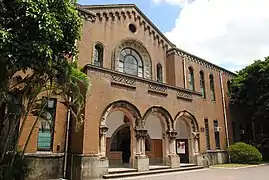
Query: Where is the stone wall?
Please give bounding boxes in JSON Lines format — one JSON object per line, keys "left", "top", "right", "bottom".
{"left": 25, "top": 153, "right": 64, "bottom": 180}
{"left": 67, "top": 154, "right": 109, "bottom": 180}
{"left": 196, "top": 150, "right": 229, "bottom": 167}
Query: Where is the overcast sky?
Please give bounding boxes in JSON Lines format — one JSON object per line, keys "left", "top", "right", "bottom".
{"left": 79, "top": 0, "right": 269, "bottom": 72}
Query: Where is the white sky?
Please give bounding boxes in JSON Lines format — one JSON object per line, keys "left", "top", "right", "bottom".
{"left": 152, "top": 0, "right": 269, "bottom": 72}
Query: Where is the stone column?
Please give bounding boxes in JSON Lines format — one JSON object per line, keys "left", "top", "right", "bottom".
{"left": 192, "top": 132, "right": 199, "bottom": 155}
{"left": 133, "top": 128, "right": 149, "bottom": 171}
{"left": 166, "top": 130, "right": 180, "bottom": 168}
{"left": 99, "top": 126, "right": 108, "bottom": 157}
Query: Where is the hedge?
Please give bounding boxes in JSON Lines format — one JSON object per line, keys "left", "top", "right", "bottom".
{"left": 228, "top": 142, "right": 262, "bottom": 164}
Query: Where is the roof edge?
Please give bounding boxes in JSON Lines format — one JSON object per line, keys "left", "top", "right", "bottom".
{"left": 80, "top": 4, "right": 176, "bottom": 47}
{"left": 76, "top": 4, "right": 96, "bottom": 17}
{"left": 168, "top": 47, "right": 237, "bottom": 76}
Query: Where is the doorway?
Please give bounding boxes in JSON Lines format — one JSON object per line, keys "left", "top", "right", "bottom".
{"left": 110, "top": 125, "right": 131, "bottom": 165}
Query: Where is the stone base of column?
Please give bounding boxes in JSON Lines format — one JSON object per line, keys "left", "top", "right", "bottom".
{"left": 71, "top": 154, "right": 109, "bottom": 180}
{"left": 165, "top": 154, "right": 180, "bottom": 168}
{"left": 133, "top": 155, "right": 149, "bottom": 172}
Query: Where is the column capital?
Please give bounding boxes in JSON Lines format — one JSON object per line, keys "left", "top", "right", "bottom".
{"left": 99, "top": 125, "right": 108, "bottom": 135}
{"left": 191, "top": 131, "right": 199, "bottom": 139}
{"left": 166, "top": 130, "right": 177, "bottom": 139}
{"left": 135, "top": 128, "right": 147, "bottom": 139}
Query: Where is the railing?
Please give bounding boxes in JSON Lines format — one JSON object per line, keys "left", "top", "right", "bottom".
{"left": 85, "top": 65, "right": 201, "bottom": 101}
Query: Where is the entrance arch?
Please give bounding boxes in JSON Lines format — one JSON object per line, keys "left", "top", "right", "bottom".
{"left": 99, "top": 101, "right": 142, "bottom": 168}
{"left": 174, "top": 110, "right": 199, "bottom": 164}
{"left": 143, "top": 106, "right": 173, "bottom": 165}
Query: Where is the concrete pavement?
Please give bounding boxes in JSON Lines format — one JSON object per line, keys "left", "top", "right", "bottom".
{"left": 115, "top": 164, "right": 269, "bottom": 180}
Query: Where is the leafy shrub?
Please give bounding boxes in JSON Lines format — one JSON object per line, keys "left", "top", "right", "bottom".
{"left": 228, "top": 142, "right": 262, "bottom": 164}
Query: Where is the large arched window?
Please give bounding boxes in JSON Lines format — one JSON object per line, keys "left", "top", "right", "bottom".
{"left": 188, "top": 67, "right": 195, "bottom": 91}
{"left": 93, "top": 44, "right": 103, "bottom": 67}
{"left": 209, "top": 74, "right": 216, "bottom": 101}
{"left": 227, "top": 80, "right": 231, "bottom": 94}
{"left": 156, "top": 63, "right": 163, "bottom": 82}
{"left": 119, "top": 48, "right": 143, "bottom": 77}
{"left": 200, "top": 71, "right": 206, "bottom": 99}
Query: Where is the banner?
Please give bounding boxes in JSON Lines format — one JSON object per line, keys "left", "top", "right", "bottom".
{"left": 176, "top": 141, "right": 186, "bottom": 154}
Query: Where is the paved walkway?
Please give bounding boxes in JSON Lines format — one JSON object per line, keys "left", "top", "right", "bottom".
{"left": 116, "top": 164, "right": 269, "bottom": 180}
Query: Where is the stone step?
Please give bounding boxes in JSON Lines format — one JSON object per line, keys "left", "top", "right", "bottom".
{"left": 103, "top": 165, "right": 203, "bottom": 179}
{"left": 109, "top": 168, "right": 137, "bottom": 174}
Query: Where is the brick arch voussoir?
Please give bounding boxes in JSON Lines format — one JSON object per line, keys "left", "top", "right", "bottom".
{"left": 143, "top": 106, "right": 173, "bottom": 131}
{"left": 174, "top": 110, "right": 199, "bottom": 132}
{"left": 100, "top": 100, "right": 142, "bottom": 129}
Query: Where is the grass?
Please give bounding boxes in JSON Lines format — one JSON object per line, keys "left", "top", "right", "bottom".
{"left": 210, "top": 163, "right": 253, "bottom": 168}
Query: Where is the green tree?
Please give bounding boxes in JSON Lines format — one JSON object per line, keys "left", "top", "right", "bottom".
{"left": 0, "top": 0, "right": 90, "bottom": 179}
{"left": 230, "top": 57, "right": 269, "bottom": 159}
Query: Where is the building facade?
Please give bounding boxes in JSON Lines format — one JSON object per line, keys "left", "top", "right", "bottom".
{"left": 19, "top": 4, "right": 236, "bottom": 180}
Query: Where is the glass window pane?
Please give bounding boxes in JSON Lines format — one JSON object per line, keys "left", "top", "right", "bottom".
{"left": 124, "top": 54, "right": 138, "bottom": 76}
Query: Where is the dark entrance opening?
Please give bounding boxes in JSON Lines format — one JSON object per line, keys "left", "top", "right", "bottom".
{"left": 110, "top": 125, "right": 131, "bottom": 164}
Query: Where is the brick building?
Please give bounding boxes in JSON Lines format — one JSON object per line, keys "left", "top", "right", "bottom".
{"left": 19, "top": 4, "right": 236, "bottom": 180}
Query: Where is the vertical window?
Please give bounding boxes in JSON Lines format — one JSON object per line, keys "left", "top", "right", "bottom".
{"left": 227, "top": 80, "right": 231, "bottom": 94}
{"left": 209, "top": 74, "right": 216, "bottom": 101}
{"left": 188, "top": 67, "right": 195, "bottom": 91}
{"left": 37, "top": 98, "right": 57, "bottom": 151}
{"left": 200, "top": 71, "right": 206, "bottom": 99}
{"left": 157, "top": 63, "right": 163, "bottom": 83}
{"left": 214, "top": 120, "right": 220, "bottom": 149}
{"left": 93, "top": 44, "right": 104, "bottom": 67}
{"left": 204, "top": 119, "right": 211, "bottom": 150}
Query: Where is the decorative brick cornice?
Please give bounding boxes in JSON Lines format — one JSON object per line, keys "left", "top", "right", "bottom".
{"left": 77, "top": 4, "right": 96, "bottom": 21}
{"left": 148, "top": 83, "right": 168, "bottom": 96}
{"left": 167, "top": 48, "right": 237, "bottom": 77}
{"left": 85, "top": 64, "right": 202, "bottom": 97}
{"left": 80, "top": 4, "right": 175, "bottom": 50}
{"left": 111, "top": 74, "right": 136, "bottom": 88}
{"left": 176, "top": 91, "right": 193, "bottom": 101}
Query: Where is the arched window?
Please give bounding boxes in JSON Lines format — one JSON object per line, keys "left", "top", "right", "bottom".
{"left": 156, "top": 63, "right": 163, "bottom": 82}
{"left": 200, "top": 71, "right": 206, "bottom": 99}
{"left": 188, "top": 67, "right": 195, "bottom": 91}
{"left": 37, "top": 98, "right": 57, "bottom": 151}
{"left": 209, "top": 74, "right": 216, "bottom": 101}
{"left": 119, "top": 48, "right": 143, "bottom": 77}
{"left": 227, "top": 80, "right": 231, "bottom": 94}
{"left": 93, "top": 44, "right": 103, "bottom": 67}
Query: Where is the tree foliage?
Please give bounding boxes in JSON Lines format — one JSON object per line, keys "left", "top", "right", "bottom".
{"left": 0, "top": 0, "right": 90, "bottom": 179}
{"left": 230, "top": 57, "right": 269, "bottom": 160}
{"left": 230, "top": 57, "right": 269, "bottom": 123}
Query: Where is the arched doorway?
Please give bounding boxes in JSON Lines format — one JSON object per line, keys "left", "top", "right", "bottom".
{"left": 109, "top": 123, "right": 151, "bottom": 167}
{"left": 174, "top": 110, "right": 199, "bottom": 164}
{"left": 110, "top": 123, "right": 131, "bottom": 166}
{"left": 99, "top": 101, "right": 143, "bottom": 168}
{"left": 143, "top": 107, "right": 173, "bottom": 166}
